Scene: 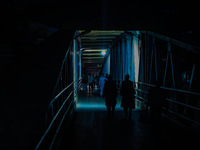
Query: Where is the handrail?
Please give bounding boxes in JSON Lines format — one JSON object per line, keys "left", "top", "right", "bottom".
{"left": 49, "top": 80, "right": 79, "bottom": 107}
{"left": 49, "top": 80, "right": 82, "bottom": 150}
{"left": 166, "top": 98, "right": 200, "bottom": 111}
{"left": 35, "top": 79, "right": 81, "bottom": 150}
{"left": 136, "top": 95, "right": 148, "bottom": 102}
{"left": 136, "top": 94, "right": 200, "bottom": 112}
{"left": 135, "top": 82, "right": 200, "bottom": 109}
{"left": 162, "top": 108, "right": 200, "bottom": 126}
{"left": 136, "top": 88, "right": 149, "bottom": 94}
{"left": 135, "top": 81, "right": 200, "bottom": 128}
{"left": 45, "top": 79, "right": 80, "bottom": 125}
{"left": 161, "top": 86, "right": 200, "bottom": 96}
{"left": 135, "top": 82, "right": 200, "bottom": 96}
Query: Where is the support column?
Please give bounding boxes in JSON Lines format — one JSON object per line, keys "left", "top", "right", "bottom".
{"left": 133, "top": 32, "right": 140, "bottom": 83}
{"left": 108, "top": 52, "right": 110, "bottom": 74}
{"left": 163, "top": 41, "right": 175, "bottom": 88}
{"left": 154, "top": 37, "right": 158, "bottom": 81}
{"left": 113, "top": 45, "right": 117, "bottom": 80}
{"left": 126, "top": 35, "right": 132, "bottom": 77}
{"left": 73, "top": 39, "right": 78, "bottom": 101}
{"left": 110, "top": 47, "right": 114, "bottom": 77}
{"left": 125, "top": 37, "right": 128, "bottom": 75}
{"left": 73, "top": 39, "right": 76, "bottom": 84}
{"left": 79, "top": 50, "right": 82, "bottom": 79}
{"left": 122, "top": 38, "right": 126, "bottom": 80}
{"left": 117, "top": 41, "right": 120, "bottom": 81}
{"left": 119, "top": 40, "right": 123, "bottom": 82}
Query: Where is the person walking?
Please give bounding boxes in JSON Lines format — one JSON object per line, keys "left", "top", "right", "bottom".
{"left": 99, "top": 73, "right": 107, "bottom": 96}
{"left": 88, "top": 73, "right": 94, "bottom": 94}
{"left": 120, "top": 74, "right": 135, "bottom": 119}
{"left": 103, "top": 75, "right": 118, "bottom": 117}
{"left": 82, "top": 74, "right": 88, "bottom": 94}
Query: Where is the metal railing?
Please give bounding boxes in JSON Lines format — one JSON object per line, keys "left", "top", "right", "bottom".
{"left": 35, "top": 79, "right": 82, "bottom": 150}
{"left": 34, "top": 30, "right": 92, "bottom": 149}
{"left": 135, "top": 82, "right": 200, "bottom": 128}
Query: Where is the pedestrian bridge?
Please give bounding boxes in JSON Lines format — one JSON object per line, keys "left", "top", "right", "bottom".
{"left": 12, "top": 30, "right": 200, "bottom": 150}
{"left": 37, "top": 93, "right": 200, "bottom": 150}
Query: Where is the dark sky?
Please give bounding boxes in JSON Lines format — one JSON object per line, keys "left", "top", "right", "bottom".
{"left": 1, "top": 0, "right": 200, "bottom": 45}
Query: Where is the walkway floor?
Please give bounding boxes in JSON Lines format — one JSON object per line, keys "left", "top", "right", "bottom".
{"left": 58, "top": 92, "right": 199, "bottom": 150}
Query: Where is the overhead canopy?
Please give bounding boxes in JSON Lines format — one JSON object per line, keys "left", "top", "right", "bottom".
{"left": 78, "top": 30, "right": 124, "bottom": 73}
{"left": 80, "top": 30, "right": 123, "bottom": 63}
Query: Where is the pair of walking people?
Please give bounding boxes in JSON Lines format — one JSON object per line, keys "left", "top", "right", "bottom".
{"left": 103, "top": 74, "right": 135, "bottom": 118}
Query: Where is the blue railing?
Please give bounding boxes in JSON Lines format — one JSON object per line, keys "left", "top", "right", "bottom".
{"left": 35, "top": 30, "right": 83, "bottom": 150}
{"left": 35, "top": 79, "right": 81, "bottom": 150}
{"left": 135, "top": 82, "right": 200, "bottom": 128}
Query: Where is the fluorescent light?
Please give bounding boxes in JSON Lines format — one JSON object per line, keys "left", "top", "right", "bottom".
{"left": 83, "top": 49, "right": 107, "bottom": 52}
{"left": 101, "top": 51, "right": 106, "bottom": 55}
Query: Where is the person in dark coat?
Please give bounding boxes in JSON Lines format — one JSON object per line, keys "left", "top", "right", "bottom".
{"left": 120, "top": 74, "right": 135, "bottom": 118}
{"left": 103, "top": 75, "right": 118, "bottom": 117}
{"left": 82, "top": 74, "right": 88, "bottom": 94}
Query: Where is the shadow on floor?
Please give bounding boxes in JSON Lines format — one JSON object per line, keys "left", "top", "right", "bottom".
{"left": 58, "top": 94, "right": 200, "bottom": 150}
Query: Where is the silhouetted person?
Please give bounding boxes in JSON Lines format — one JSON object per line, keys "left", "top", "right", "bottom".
{"left": 148, "top": 80, "right": 164, "bottom": 124}
{"left": 94, "top": 74, "right": 99, "bottom": 89}
{"left": 103, "top": 75, "right": 118, "bottom": 117}
{"left": 88, "top": 73, "right": 94, "bottom": 94}
{"left": 82, "top": 74, "right": 88, "bottom": 94}
{"left": 99, "top": 73, "right": 107, "bottom": 96}
{"left": 106, "top": 73, "right": 109, "bottom": 79}
{"left": 92, "top": 74, "right": 95, "bottom": 92}
{"left": 120, "top": 74, "right": 135, "bottom": 119}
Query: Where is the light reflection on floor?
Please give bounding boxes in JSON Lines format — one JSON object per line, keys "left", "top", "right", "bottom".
{"left": 76, "top": 93, "right": 123, "bottom": 110}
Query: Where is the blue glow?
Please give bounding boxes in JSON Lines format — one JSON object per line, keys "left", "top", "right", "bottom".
{"left": 76, "top": 102, "right": 123, "bottom": 110}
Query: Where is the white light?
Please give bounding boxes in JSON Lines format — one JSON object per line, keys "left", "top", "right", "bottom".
{"left": 101, "top": 51, "right": 106, "bottom": 55}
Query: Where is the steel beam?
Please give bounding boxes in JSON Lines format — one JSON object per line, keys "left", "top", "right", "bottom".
{"left": 148, "top": 31, "right": 200, "bottom": 54}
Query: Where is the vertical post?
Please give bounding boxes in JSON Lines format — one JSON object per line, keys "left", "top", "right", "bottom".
{"left": 163, "top": 51, "right": 169, "bottom": 87}
{"left": 122, "top": 38, "right": 126, "bottom": 80}
{"left": 154, "top": 37, "right": 158, "bottom": 80}
{"left": 149, "top": 42, "right": 154, "bottom": 84}
{"left": 126, "top": 37, "right": 129, "bottom": 75}
{"left": 117, "top": 42, "right": 121, "bottom": 80}
{"left": 114, "top": 45, "right": 117, "bottom": 80}
{"left": 110, "top": 47, "right": 113, "bottom": 77}
{"left": 64, "top": 59, "right": 67, "bottom": 110}
{"left": 73, "top": 38, "right": 76, "bottom": 101}
{"left": 146, "top": 32, "right": 150, "bottom": 92}
{"left": 111, "top": 47, "right": 114, "bottom": 78}
{"left": 133, "top": 32, "right": 140, "bottom": 84}
{"left": 125, "top": 37, "right": 128, "bottom": 75}
{"left": 119, "top": 40, "right": 123, "bottom": 82}
{"left": 189, "top": 64, "right": 195, "bottom": 90}
{"left": 79, "top": 49, "right": 82, "bottom": 80}
{"left": 140, "top": 35, "right": 144, "bottom": 82}
{"left": 144, "top": 32, "right": 147, "bottom": 83}
{"left": 116, "top": 44, "right": 119, "bottom": 81}
{"left": 170, "top": 51, "right": 175, "bottom": 88}
{"left": 108, "top": 51, "right": 111, "bottom": 74}
{"left": 131, "top": 35, "right": 134, "bottom": 82}
{"left": 126, "top": 35, "right": 131, "bottom": 76}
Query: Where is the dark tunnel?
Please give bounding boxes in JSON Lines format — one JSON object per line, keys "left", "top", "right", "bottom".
{"left": 1, "top": 1, "right": 200, "bottom": 150}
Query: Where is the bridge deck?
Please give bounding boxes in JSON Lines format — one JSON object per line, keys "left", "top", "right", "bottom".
{"left": 58, "top": 94, "right": 199, "bottom": 150}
